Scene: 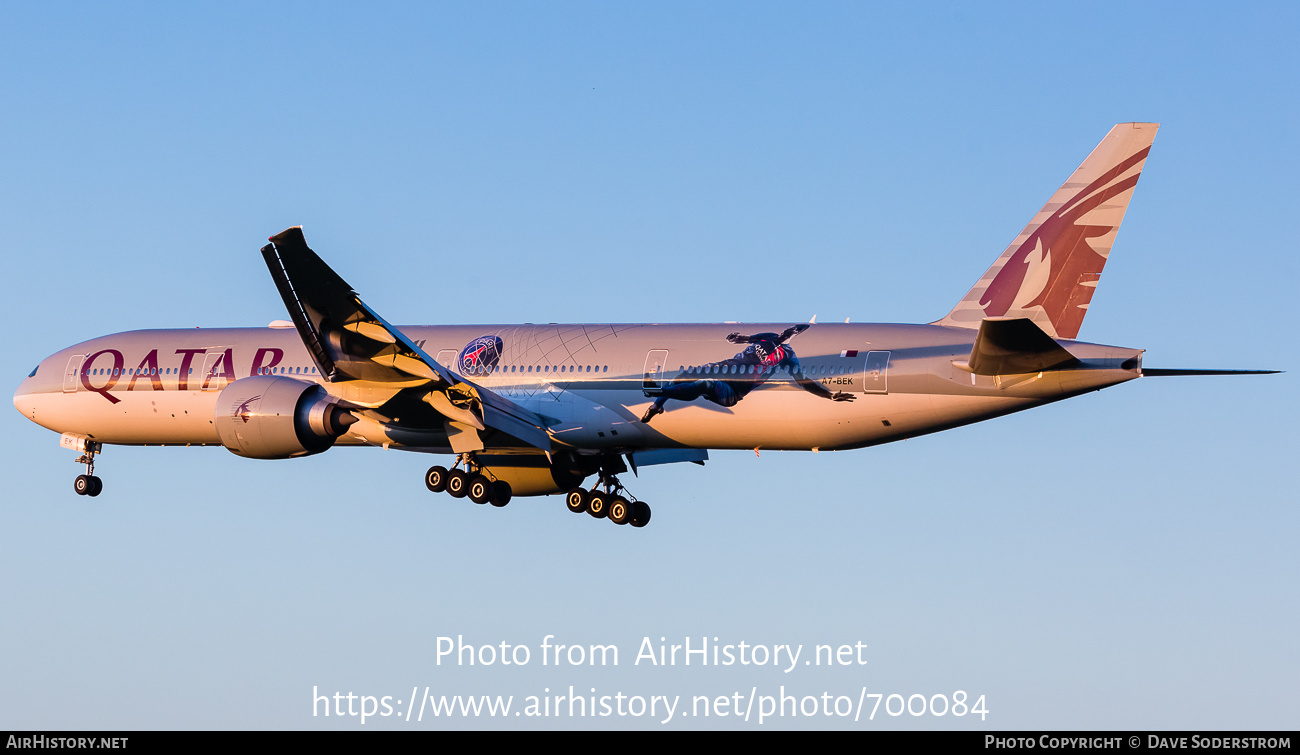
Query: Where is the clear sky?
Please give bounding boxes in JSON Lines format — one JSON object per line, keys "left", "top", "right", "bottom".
{"left": 1, "top": 2, "right": 1296, "bottom": 730}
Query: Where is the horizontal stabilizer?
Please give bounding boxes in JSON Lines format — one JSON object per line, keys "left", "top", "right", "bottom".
{"left": 959, "top": 317, "right": 1081, "bottom": 376}
{"left": 1141, "top": 368, "right": 1280, "bottom": 377}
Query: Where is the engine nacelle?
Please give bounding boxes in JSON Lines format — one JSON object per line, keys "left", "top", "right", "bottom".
{"left": 475, "top": 453, "right": 590, "bottom": 496}
{"left": 214, "top": 376, "right": 355, "bottom": 459}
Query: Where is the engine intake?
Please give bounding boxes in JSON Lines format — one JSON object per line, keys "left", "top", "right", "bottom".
{"left": 214, "top": 376, "right": 356, "bottom": 459}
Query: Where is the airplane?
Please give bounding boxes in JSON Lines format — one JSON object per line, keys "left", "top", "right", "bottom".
{"left": 12, "top": 123, "right": 1277, "bottom": 528}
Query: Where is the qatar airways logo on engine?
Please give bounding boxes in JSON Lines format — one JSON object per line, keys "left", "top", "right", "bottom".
{"left": 234, "top": 396, "right": 261, "bottom": 423}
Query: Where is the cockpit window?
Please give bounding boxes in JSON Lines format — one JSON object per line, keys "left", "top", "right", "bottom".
{"left": 28, "top": 365, "right": 38, "bottom": 377}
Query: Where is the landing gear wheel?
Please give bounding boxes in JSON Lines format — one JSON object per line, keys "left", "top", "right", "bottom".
{"left": 587, "top": 491, "right": 609, "bottom": 519}
{"left": 74, "top": 475, "right": 92, "bottom": 496}
{"left": 446, "top": 469, "right": 469, "bottom": 498}
{"left": 490, "top": 481, "right": 512, "bottom": 508}
{"left": 468, "top": 475, "right": 493, "bottom": 505}
{"left": 425, "top": 465, "right": 449, "bottom": 493}
{"left": 630, "top": 500, "right": 651, "bottom": 528}
{"left": 87, "top": 476, "right": 103, "bottom": 497}
{"left": 608, "top": 496, "right": 631, "bottom": 525}
{"left": 565, "top": 488, "right": 589, "bottom": 514}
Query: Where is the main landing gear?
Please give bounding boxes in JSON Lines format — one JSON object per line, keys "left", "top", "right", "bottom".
{"left": 72, "top": 439, "right": 103, "bottom": 497}
{"left": 564, "top": 470, "right": 651, "bottom": 528}
{"left": 425, "top": 454, "right": 513, "bottom": 507}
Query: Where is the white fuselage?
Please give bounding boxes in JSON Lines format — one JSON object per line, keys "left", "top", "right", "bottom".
{"left": 14, "top": 322, "right": 1141, "bottom": 455}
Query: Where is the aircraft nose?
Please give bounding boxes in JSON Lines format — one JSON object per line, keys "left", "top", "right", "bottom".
{"left": 14, "top": 384, "right": 33, "bottom": 419}
{"left": 14, "top": 370, "right": 37, "bottom": 420}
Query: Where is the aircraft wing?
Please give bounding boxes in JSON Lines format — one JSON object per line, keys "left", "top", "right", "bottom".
{"left": 260, "top": 227, "right": 552, "bottom": 452}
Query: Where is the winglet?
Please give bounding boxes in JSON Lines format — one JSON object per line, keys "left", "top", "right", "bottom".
{"left": 261, "top": 228, "right": 350, "bottom": 381}
{"left": 937, "top": 123, "right": 1159, "bottom": 339}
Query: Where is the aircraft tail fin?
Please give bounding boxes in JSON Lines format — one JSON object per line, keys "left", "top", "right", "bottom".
{"left": 935, "top": 123, "right": 1159, "bottom": 340}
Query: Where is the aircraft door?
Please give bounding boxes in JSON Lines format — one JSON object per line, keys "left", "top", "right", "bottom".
{"left": 436, "top": 350, "right": 458, "bottom": 373}
{"left": 863, "top": 351, "right": 890, "bottom": 394}
{"left": 63, "top": 355, "right": 85, "bottom": 393}
{"left": 200, "top": 348, "right": 235, "bottom": 391}
{"left": 643, "top": 350, "right": 670, "bottom": 392}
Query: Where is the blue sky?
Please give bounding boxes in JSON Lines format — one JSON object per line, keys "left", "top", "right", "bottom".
{"left": 1, "top": 2, "right": 1296, "bottom": 729}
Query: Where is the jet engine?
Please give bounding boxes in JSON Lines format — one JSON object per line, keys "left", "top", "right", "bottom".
{"left": 214, "top": 376, "right": 356, "bottom": 459}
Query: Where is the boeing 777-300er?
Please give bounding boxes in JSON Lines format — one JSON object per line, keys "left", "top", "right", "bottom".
{"left": 13, "top": 123, "right": 1277, "bottom": 528}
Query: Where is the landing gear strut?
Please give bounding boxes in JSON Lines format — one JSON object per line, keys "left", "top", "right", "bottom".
{"left": 565, "top": 463, "right": 651, "bottom": 528}
{"left": 71, "top": 439, "right": 103, "bottom": 497}
{"left": 424, "top": 453, "right": 512, "bottom": 508}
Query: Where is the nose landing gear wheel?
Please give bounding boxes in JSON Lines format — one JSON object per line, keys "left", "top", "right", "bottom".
{"left": 74, "top": 474, "right": 102, "bottom": 497}
{"left": 70, "top": 440, "right": 103, "bottom": 498}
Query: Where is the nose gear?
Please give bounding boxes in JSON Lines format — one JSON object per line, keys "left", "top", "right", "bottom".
{"left": 65, "top": 436, "right": 103, "bottom": 497}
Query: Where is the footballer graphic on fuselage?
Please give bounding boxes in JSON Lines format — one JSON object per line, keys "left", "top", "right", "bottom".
{"left": 639, "top": 324, "right": 855, "bottom": 424}
{"left": 12, "top": 123, "right": 1278, "bottom": 528}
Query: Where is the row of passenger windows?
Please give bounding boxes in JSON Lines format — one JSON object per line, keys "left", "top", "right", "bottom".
{"left": 86, "top": 366, "right": 317, "bottom": 377}
{"left": 87, "top": 367, "right": 192, "bottom": 376}
{"left": 486, "top": 364, "right": 850, "bottom": 376}
{"left": 484, "top": 365, "right": 609, "bottom": 374}
{"left": 83, "top": 362, "right": 850, "bottom": 378}
{"left": 677, "top": 364, "right": 853, "bottom": 376}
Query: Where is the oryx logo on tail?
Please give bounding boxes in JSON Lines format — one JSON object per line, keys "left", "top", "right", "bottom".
{"left": 937, "top": 123, "right": 1158, "bottom": 340}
